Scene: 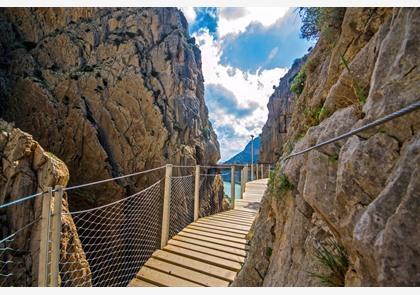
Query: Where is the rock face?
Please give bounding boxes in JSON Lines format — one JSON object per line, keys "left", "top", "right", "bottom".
{"left": 235, "top": 7, "right": 419, "bottom": 287}
{"left": 0, "top": 8, "right": 220, "bottom": 212}
{"left": 259, "top": 56, "right": 306, "bottom": 163}
{"left": 0, "top": 120, "right": 90, "bottom": 286}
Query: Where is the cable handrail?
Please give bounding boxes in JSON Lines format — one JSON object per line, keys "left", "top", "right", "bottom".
{"left": 63, "top": 165, "right": 166, "bottom": 192}
{"left": 0, "top": 192, "right": 44, "bottom": 210}
{"left": 281, "top": 100, "right": 420, "bottom": 162}
{"left": 64, "top": 179, "right": 163, "bottom": 215}
{"left": 0, "top": 165, "right": 167, "bottom": 210}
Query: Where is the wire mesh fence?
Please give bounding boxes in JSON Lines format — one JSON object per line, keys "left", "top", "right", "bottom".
{"left": 0, "top": 217, "right": 40, "bottom": 287}
{"left": 59, "top": 179, "right": 163, "bottom": 287}
{"left": 169, "top": 175, "right": 194, "bottom": 239}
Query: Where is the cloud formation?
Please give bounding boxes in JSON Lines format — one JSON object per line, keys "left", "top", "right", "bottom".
{"left": 205, "top": 84, "right": 257, "bottom": 118}
{"left": 185, "top": 7, "right": 312, "bottom": 161}
{"left": 220, "top": 10, "right": 312, "bottom": 72}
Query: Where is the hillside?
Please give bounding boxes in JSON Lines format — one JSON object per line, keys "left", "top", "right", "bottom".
{"left": 224, "top": 136, "right": 260, "bottom": 164}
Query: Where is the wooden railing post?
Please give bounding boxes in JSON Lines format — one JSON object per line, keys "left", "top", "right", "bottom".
{"left": 50, "top": 185, "right": 63, "bottom": 287}
{"left": 260, "top": 164, "right": 264, "bottom": 179}
{"left": 230, "top": 166, "right": 235, "bottom": 209}
{"left": 250, "top": 163, "right": 254, "bottom": 181}
{"left": 161, "top": 164, "right": 172, "bottom": 248}
{"left": 38, "top": 188, "right": 52, "bottom": 287}
{"left": 240, "top": 167, "right": 245, "bottom": 199}
{"left": 244, "top": 165, "right": 248, "bottom": 184}
{"left": 194, "top": 165, "right": 200, "bottom": 221}
{"left": 256, "top": 163, "right": 259, "bottom": 179}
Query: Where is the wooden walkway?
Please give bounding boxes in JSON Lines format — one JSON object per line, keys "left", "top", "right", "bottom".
{"left": 128, "top": 178, "right": 268, "bottom": 287}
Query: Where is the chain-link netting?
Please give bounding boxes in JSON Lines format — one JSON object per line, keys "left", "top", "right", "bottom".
{"left": 0, "top": 218, "right": 40, "bottom": 286}
{"left": 169, "top": 175, "right": 194, "bottom": 239}
{"left": 59, "top": 180, "right": 163, "bottom": 287}
{"left": 198, "top": 168, "right": 230, "bottom": 216}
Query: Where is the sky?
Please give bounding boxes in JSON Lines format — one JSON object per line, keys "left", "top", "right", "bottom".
{"left": 180, "top": 7, "right": 314, "bottom": 162}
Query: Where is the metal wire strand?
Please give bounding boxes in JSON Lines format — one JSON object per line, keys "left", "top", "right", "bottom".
{"left": 282, "top": 100, "right": 420, "bottom": 161}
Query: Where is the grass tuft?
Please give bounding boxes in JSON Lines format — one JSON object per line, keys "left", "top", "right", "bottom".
{"left": 309, "top": 238, "right": 349, "bottom": 286}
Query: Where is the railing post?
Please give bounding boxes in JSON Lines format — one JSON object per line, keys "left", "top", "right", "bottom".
{"left": 260, "top": 164, "right": 264, "bottom": 179}
{"left": 244, "top": 165, "right": 248, "bottom": 184}
{"left": 194, "top": 165, "right": 200, "bottom": 221}
{"left": 250, "top": 163, "right": 254, "bottom": 181}
{"left": 50, "top": 185, "right": 63, "bottom": 287}
{"left": 240, "top": 167, "right": 245, "bottom": 199}
{"left": 161, "top": 164, "right": 172, "bottom": 248}
{"left": 230, "top": 166, "right": 235, "bottom": 209}
{"left": 256, "top": 163, "right": 259, "bottom": 179}
{"left": 38, "top": 188, "right": 52, "bottom": 287}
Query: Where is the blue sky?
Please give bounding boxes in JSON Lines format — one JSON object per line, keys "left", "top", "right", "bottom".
{"left": 181, "top": 7, "right": 314, "bottom": 161}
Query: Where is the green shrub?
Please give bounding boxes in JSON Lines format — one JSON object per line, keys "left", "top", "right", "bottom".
{"left": 268, "top": 169, "right": 294, "bottom": 198}
{"left": 309, "top": 238, "right": 349, "bottom": 286}
{"left": 202, "top": 127, "right": 210, "bottom": 140}
{"left": 298, "top": 8, "right": 345, "bottom": 44}
{"left": 290, "top": 70, "right": 306, "bottom": 95}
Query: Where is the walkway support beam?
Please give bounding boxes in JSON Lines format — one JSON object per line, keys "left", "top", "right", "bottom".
{"left": 230, "top": 166, "right": 235, "bottom": 209}
{"left": 161, "top": 164, "right": 172, "bottom": 248}
{"left": 50, "top": 185, "right": 63, "bottom": 287}
{"left": 194, "top": 165, "right": 200, "bottom": 221}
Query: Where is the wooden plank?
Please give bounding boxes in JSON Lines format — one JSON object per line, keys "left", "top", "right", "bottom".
{"left": 128, "top": 277, "right": 157, "bottom": 287}
{"left": 203, "top": 216, "right": 254, "bottom": 225}
{"left": 172, "top": 235, "right": 247, "bottom": 257}
{"left": 181, "top": 228, "right": 248, "bottom": 244}
{"left": 145, "top": 257, "right": 229, "bottom": 287}
{"left": 219, "top": 210, "right": 256, "bottom": 218}
{"left": 152, "top": 250, "right": 237, "bottom": 282}
{"left": 187, "top": 224, "right": 247, "bottom": 238}
{"left": 209, "top": 212, "right": 255, "bottom": 220}
{"left": 168, "top": 239, "right": 246, "bottom": 263}
{"left": 217, "top": 210, "right": 256, "bottom": 217}
{"left": 197, "top": 218, "right": 252, "bottom": 229}
{"left": 216, "top": 210, "right": 256, "bottom": 217}
{"left": 214, "top": 213, "right": 255, "bottom": 221}
{"left": 177, "top": 231, "right": 249, "bottom": 250}
{"left": 196, "top": 219, "right": 251, "bottom": 231}
{"left": 188, "top": 222, "right": 249, "bottom": 235}
{"left": 136, "top": 266, "right": 201, "bottom": 287}
{"left": 163, "top": 244, "right": 242, "bottom": 271}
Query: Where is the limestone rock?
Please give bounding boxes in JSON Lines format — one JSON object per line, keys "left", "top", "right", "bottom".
{"left": 0, "top": 8, "right": 220, "bottom": 213}
{"left": 0, "top": 120, "right": 90, "bottom": 286}
{"left": 240, "top": 7, "right": 419, "bottom": 286}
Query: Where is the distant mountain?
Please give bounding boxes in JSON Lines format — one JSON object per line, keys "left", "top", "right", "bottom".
{"left": 224, "top": 136, "right": 260, "bottom": 164}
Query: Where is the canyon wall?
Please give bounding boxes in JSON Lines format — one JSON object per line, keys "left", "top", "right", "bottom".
{"left": 260, "top": 56, "right": 306, "bottom": 163}
{"left": 0, "top": 120, "right": 89, "bottom": 286}
{"left": 235, "top": 7, "right": 419, "bottom": 286}
{"left": 0, "top": 8, "right": 220, "bottom": 212}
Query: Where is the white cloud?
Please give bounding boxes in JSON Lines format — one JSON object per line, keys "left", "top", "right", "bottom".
{"left": 218, "top": 7, "right": 289, "bottom": 37}
{"left": 179, "top": 7, "right": 196, "bottom": 23}
{"left": 194, "top": 30, "right": 288, "bottom": 161}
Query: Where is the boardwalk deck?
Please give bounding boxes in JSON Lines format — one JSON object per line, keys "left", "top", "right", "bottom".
{"left": 128, "top": 178, "right": 268, "bottom": 287}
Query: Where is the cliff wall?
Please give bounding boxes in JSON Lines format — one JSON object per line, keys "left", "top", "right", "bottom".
{"left": 235, "top": 7, "right": 419, "bottom": 287}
